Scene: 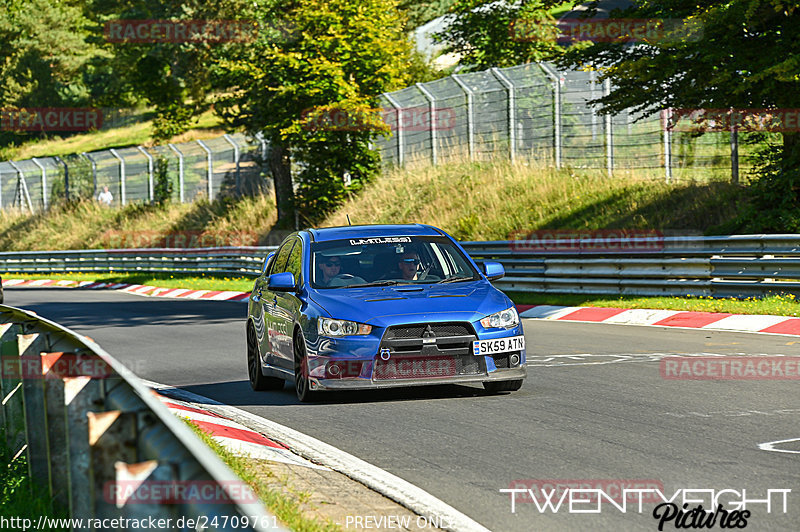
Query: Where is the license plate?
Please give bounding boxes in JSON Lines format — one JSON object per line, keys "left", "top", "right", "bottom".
{"left": 473, "top": 336, "right": 525, "bottom": 355}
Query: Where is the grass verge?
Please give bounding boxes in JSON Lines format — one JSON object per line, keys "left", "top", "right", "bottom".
{"left": 0, "top": 431, "right": 68, "bottom": 529}
{"left": 506, "top": 291, "right": 800, "bottom": 317}
{"left": 1, "top": 272, "right": 255, "bottom": 293}
{"left": 185, "top": 421, "right": 341, "bottom": 532}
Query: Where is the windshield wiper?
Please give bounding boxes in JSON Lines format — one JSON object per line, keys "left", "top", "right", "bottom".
{"left": 437, "top": 276, "right": 476, "bottom": 284}
{"left": 334, "top": 280, "right": 402, "bottom": 288}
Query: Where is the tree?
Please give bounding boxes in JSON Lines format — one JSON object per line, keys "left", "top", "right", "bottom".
{"left": 558, "top": 0, "right": 800, "bottom": 231}
{"left": 434, "top": 0, "right": 562, "bottom": 71}
{"left": 214, "top": 0, "right": 412, "bottom": 226}
{"left": 0, "top": 0, "right": 98, "bottom": 145}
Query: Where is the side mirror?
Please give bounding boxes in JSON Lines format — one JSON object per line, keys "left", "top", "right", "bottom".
{"left": 268, "top": 272, "right": 296, "bottom": 292}
{"left": 482, "top": 261, "right": 505, "bottom": 281}
{"left": 262, "top": 251, "right": 276, "bottom": 275}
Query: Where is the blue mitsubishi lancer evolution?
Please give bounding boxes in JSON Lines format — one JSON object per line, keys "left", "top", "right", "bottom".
{"left": 246, "top": 224, "right": 526, "bottom": 401}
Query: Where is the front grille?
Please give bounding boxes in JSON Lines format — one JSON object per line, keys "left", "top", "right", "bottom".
{"left": 375, "top": 322, "right": 482, "bottom": 380}
{"left": 384, "top": 323, "right": 472, "bottom": 340}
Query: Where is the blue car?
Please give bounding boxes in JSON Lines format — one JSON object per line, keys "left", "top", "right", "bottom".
{"left": 246, "top": 224, "right": 526, "bottom": 401}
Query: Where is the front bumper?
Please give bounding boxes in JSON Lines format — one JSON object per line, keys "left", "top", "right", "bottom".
{"left": 306, "top": 320, "right": 527, "bottom": 391}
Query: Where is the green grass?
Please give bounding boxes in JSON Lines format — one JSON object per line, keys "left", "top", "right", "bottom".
{"left": 507, "top": 291, "right": 800, "bottom": 317}
{"left": 2, "top": 272, "right": 255, "bottom": 292}
{"left": 185, "top": 421, "right": 341, "bottom": 532}
{"left": 0, "top": 108, "right": 224, "bottom": 160}
{"left": 0, "top": 431, "right": 68, "bottom": 529}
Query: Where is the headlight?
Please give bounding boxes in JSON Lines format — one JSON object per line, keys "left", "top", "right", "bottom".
{"left": 318, "top": 318, "right": 372, "bottom": 337}
{"left": 480, "top": 306, "right": 519, "bottom": 329}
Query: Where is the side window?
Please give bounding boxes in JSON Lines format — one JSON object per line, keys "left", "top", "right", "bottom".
{"left": 285, "top": 238, "right": 303, "bottom": 285}
{"left": 271, "top": 240, "right": 295, "bottom": 275}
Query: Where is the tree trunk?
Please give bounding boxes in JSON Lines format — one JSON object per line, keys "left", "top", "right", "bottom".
{"left": 269, "top": 142, "right": 295, "bottom": 227}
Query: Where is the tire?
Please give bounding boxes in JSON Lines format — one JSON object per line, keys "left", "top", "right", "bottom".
{"left": 293, "top": 331, "right": 318, "bottom": 402}
{"left": 483, "top": 379, "right": 523, "bottom": 394}
{"left": 247, "top": 323, "right": 284, "bottom": 391}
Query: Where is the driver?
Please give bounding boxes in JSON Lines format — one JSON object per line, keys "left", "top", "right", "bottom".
{"left": 397, "top": 252, "right": 422, "bottom": 281}
{"left": 319, "top": 256, "right": 342, "bottom": 286}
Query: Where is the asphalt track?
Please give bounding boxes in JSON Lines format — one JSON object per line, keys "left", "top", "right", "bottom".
{"left": 7, "top": 287, "right": 800, "bottom": 531}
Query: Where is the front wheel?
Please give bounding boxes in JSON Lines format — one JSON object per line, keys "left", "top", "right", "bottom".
{"left": 247, "top": 323, "right": 284, "bottom": 391}
{"left": 483, "top": 379, "right": 523, "bottom": 394}
{"left": 293, "top": 331, "right": 318, "bottom": 402}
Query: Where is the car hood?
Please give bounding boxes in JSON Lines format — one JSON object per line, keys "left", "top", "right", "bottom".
{"left": 308, "top": 281, "right": 509, "bottom": 327}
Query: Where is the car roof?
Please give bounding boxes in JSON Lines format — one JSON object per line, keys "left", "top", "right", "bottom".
{"left": 307, "top": 224, "right": 443, "bottom": 242}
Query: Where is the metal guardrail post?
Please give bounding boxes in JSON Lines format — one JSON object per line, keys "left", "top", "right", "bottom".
{"left": 383, "top": 93, "right": 405, "bottom": 166}
{"left": 168, "top": 144, "right": 185, "bottom": 203}
{"left": 604, "top": 78, "right": 613, "bottom": 177}
{"left": 30, "top": 157, "right": 49, "bottom": 210}
{"left": 540, "top": 64, "right": 562, "bottom": 169}
{"left": 80, "top": 152, "right": 98, "bottom": 196}
{"left": 491, "top": 68, "right": 516, "bottom": 163}
{"left": 416, "top": 83, "right": 438, "bottom": 166}
{"left": 18, "top": 333, "right": 52, "bottom": 504}
{"left": 0, "top": 323, "right": 24, "bottom": 453}
{"left": 8, "top": 160, "right": 33, "bottom": 212}
{"left": 451, "top": 74, "right": 475, "bottom": 160}
{"left": 109, "top": 149, "right": 126, "bottom": 205}
{"left": 137, "top": 146, "right": 155, "bottom": 202}
{"left": 197, "top": 140, "right": 214, "bottom": 200}
{"left": 223, "top": 133, "right": 242, "bottom": 193}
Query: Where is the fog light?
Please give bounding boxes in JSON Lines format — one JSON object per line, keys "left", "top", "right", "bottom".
{"left": 328, "top": 363, "right": 341, "bottom": 376}
{"left": 510, "top": 354, "right": 520, "bottom": 366}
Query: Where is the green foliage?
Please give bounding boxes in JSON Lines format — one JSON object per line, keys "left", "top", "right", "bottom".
{"left": 215, "top": 0, "right": 413, "bottom": 223}
{"left": 152, "top": 104, "right": 196, "bottom": 143}
{"left": 399, "top": 0, "right": 456, "bottom": 30}
{"left": 49, "top": 156, "right": 96, "bottom": 203}
{"left": 153, "top": 156, "right": 174, "bottom": 205}
{"left": 434, "top": 0, "right": 563, "bottom": 71}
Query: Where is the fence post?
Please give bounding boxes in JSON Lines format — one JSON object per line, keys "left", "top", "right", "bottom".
{"left": 451, "top": 74, "right": 475, "bottom": 160}
{"left": 8, "top": 161, "right": 33, "bottom": 212}
{"left": 662, "top": 108, "right": 673, "bottom": 183}
{"left": 30, "top": 158, "right": 49, "bottom": 210}
{"left": 80, "top": 153, "right": 98, "bottom": 197}
{"left": 223, "top": 134, "right": 241, "bottom": 193}
{"left": 491, "top": 68, "right": 516, "bottom": 163}
{"left": 590, "top": 70, "right": 598, "bottom": 141}
{"left": 604, "top": 78, "right": 613, "bottom": 177}
{"left": 383, "top": 93, "right": 405, "bottom": 166}
{"left": 109, "top": 149, "right": 126, "bottom": 205}
{"left": 168, "top": 144, "right": 185, "bottom": 203}
{"left": 730, "top": 123, "right": 739, "bottom": 184}
{"left": 255, "top": 131, "right": 268, "bottom": 160}
{"left": 540, "top": 63, "right": 562, "bottom": 169}
{"left": 137, "top": 147, "right": 154, "bottom": 203}
{"left": 196, "top": 140, "right": 213, "bottom": 200}
{"left": 53, "top": 156, "right": 70, "bottom": 203}
{"left": 416, "top": 83, "right": 438, "bottom": 165}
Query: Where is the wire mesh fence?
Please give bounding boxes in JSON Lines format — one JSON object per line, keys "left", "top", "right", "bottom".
{"left": 376, "top": 62, "right": 766, "bottom": 182}
{"left": 0, "top": 133, "right": 269, "bottom": 213}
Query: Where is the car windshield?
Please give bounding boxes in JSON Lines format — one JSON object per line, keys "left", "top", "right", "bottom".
{"left": 311, "top": 236, "right": 479, "bottom": 289}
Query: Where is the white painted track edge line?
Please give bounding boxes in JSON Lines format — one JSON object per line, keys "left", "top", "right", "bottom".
{"left": 141, "top": 379, "right": 491, "bottom": 532}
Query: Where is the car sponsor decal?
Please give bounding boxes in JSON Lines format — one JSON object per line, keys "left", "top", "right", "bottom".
{"left": 348, "top": 237, "right": 412, "bottom": 245}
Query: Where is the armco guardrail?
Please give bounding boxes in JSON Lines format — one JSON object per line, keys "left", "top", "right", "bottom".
{"left": 0, "top": 305, "right": 284, "bottom": 531}
{"left": 462, "top": 234, "right": 800, "bottom": 298}
{"left": 1, "top": 235, "right": 799, "bottom": 298}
